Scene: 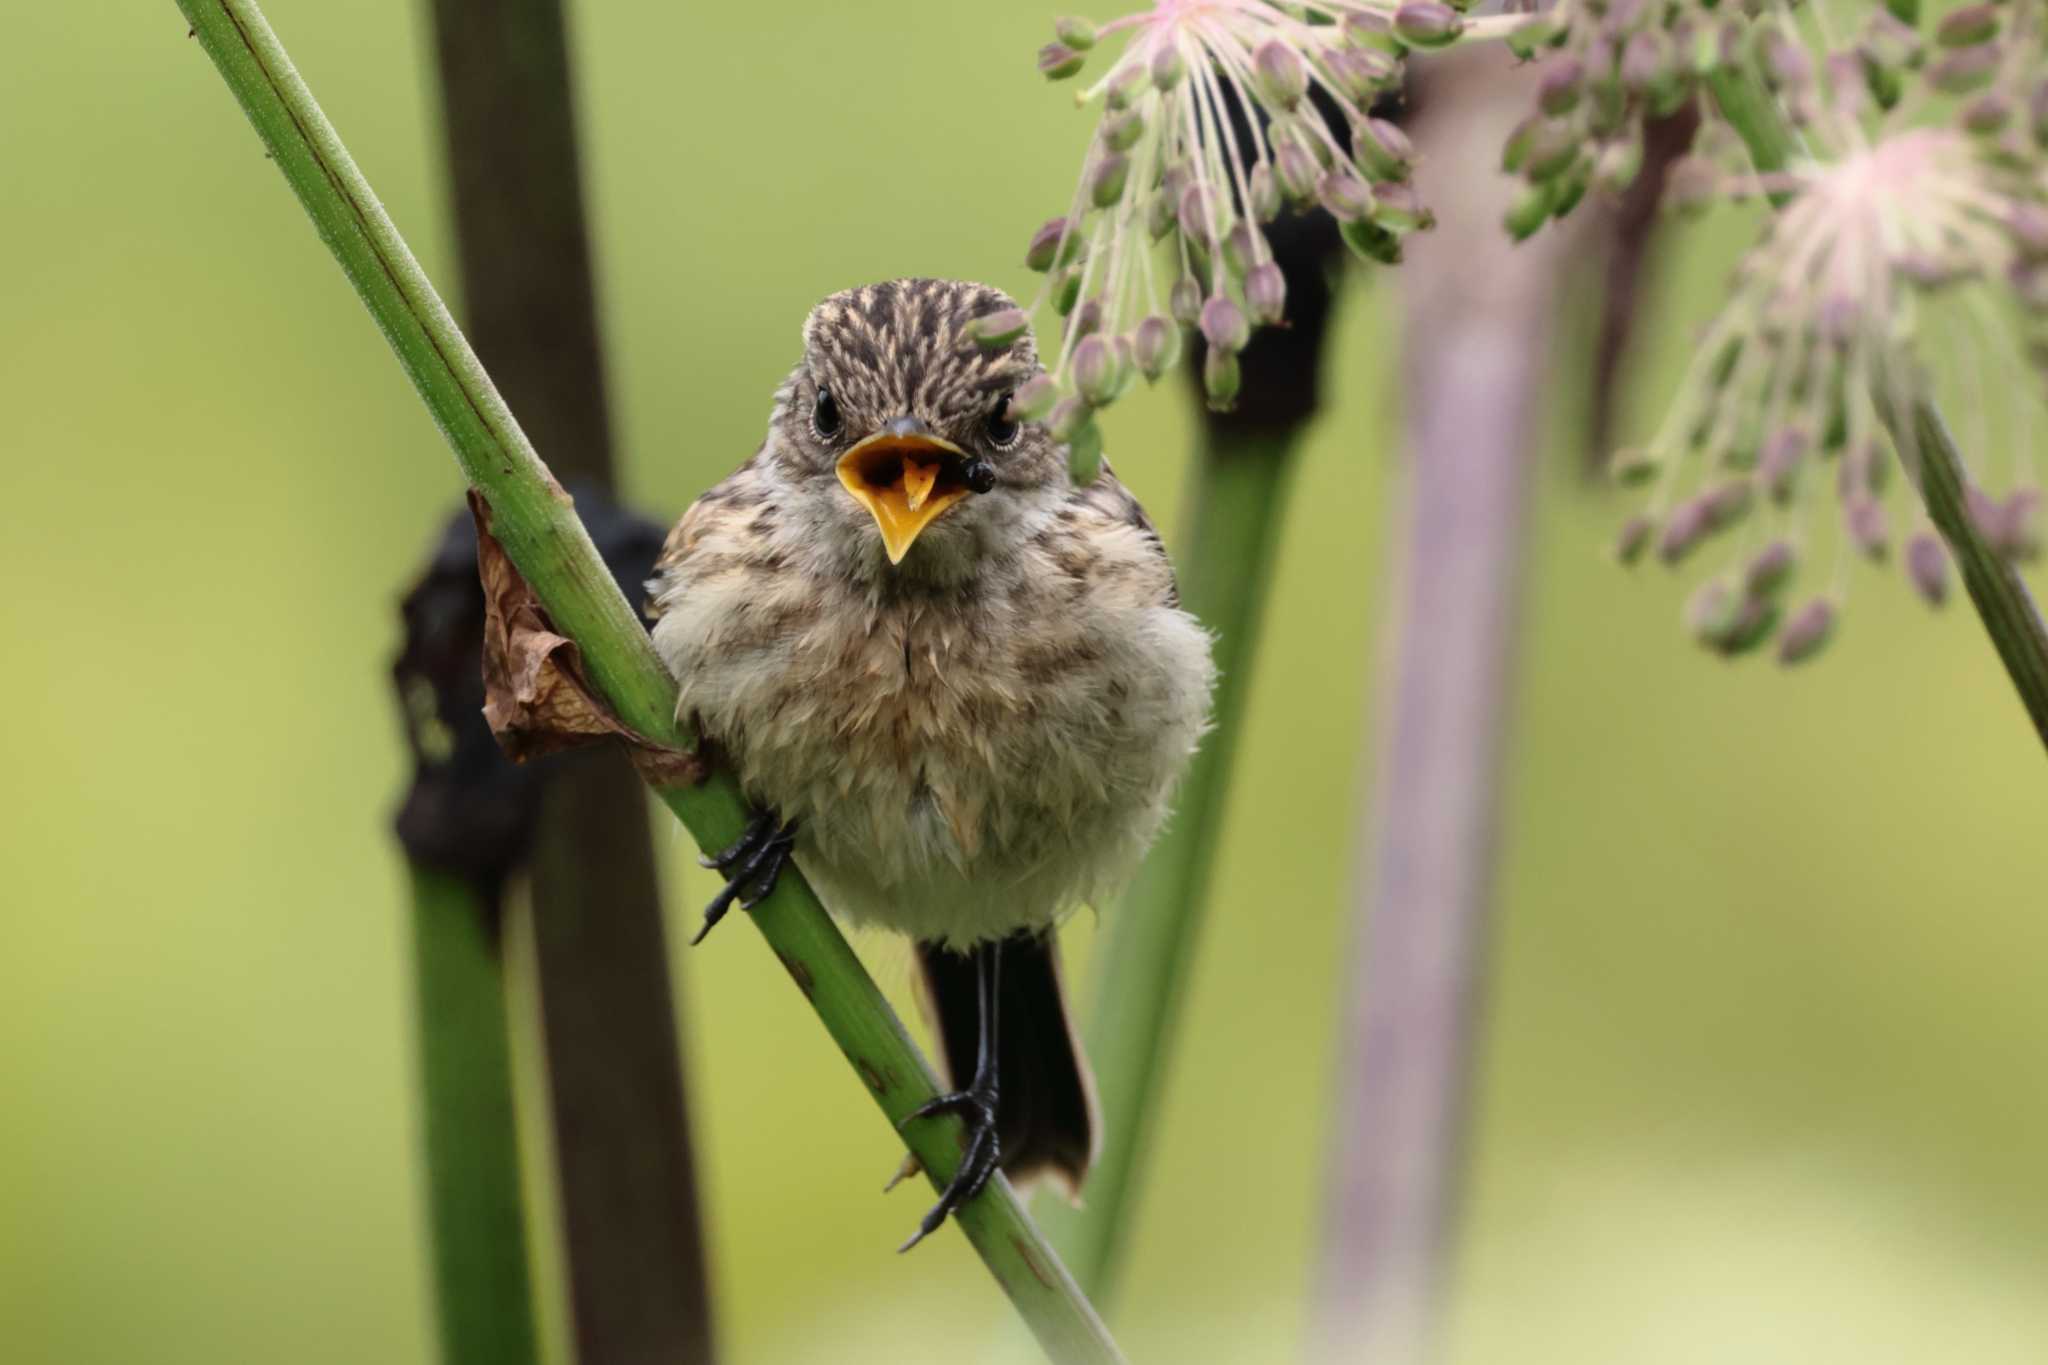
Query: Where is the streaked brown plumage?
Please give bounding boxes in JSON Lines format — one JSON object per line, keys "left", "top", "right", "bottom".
{"left": 647, "top": 278, "right": 1213, "bottom": 1242}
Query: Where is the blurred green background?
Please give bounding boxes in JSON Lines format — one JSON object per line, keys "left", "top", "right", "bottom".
{"left": 6, "top": 4, "right": 2047, "bottom": 1363}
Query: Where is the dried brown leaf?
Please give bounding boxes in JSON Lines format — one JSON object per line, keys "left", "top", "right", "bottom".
{"left": 468, "top": 491, "right": 704, "bottom": 786}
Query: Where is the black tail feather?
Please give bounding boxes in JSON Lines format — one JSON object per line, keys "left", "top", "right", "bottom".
{"left": 915, "top": 930, "right": 1097, "bottom": 1197}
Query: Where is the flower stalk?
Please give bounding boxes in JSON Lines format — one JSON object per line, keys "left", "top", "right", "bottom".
{"left": 172, "top": 3, "right": 1124, "bottom": 1358}
{"left": 1700, "top": 59, "right": 2048, "bottom": 748}
{"left": 406, "top": 863, "right": 543, "bottom": 1365}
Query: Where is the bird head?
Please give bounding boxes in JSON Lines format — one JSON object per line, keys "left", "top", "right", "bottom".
{"left": 769, "top": 279, "right": 1066, "bottom": 578}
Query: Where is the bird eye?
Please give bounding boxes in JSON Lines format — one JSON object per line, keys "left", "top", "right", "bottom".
{"left": 812, "top": 385, "right": 842, "bottom": 440}
{"left": 984, "top": 394, "right": 1021, "bottom": 451}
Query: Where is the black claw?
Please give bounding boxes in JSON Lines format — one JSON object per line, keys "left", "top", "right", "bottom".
{"left": 692, "top": 812, "right": 796, "bottom": 945}
{"left": 896, "top": 1083, "right": 1001, "bottom": 1252}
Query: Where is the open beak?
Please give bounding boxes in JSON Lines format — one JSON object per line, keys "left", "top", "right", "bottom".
{"left": 835, "top": 418, "right": 975, "bottom": 565}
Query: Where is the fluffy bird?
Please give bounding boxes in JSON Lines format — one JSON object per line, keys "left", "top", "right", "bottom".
{"left": 647, "top": 278, "right": 1214, "bottom": 1246}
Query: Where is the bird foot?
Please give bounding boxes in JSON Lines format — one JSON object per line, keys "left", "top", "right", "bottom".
{"left": 692, "top": 811, "right": 796, "bottom": 945}
{"left": 895, "top": 1083, "right": 1000, "bottom": 1252}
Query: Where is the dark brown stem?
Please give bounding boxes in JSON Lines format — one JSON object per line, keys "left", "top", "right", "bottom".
{"left": 422, "top": 1, "right": 714, "bottom": 1357}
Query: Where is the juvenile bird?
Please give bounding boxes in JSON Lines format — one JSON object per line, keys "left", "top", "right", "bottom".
{"left": 647, "top": 278, "right": 1214, "bottom": 1246}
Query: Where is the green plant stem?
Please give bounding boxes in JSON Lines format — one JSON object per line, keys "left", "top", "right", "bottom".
{"left": 1035, "top": 427, "right": 1297, "bottom": 1303}
{"left": 407, "top": 864, "right": 542, "bottom": 1365}
{"left": 174, "top": 4, "right": 1123, "bottom": 1359}
{"left": 1705, "top": 65, "right": 2048, "bottom": 753}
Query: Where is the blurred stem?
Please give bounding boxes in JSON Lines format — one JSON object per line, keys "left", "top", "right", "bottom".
{"left": 422, "top": 0, "right": 716, "bottom": 1356}
{"left": 1705, "top": 66, "right": 2048, "bottom": 752}
{"left": 175, "top": 4, "right": 1123, "bottom": 1358}
{"left": 408, "top": 864, "right": 542, "bottom": 1365}
{"left": 1311, "top": 52, "right": 1572, "bottom": 1361}
{"left": 1036, "top": 427, "right": 1296, "bottom": 1302}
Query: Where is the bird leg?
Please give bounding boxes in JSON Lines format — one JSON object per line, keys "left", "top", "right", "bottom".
{"left": 897, "top": 937, "right": 1003, "bottom": 1251}
{"left": 692, "top": 811, "right": 797, "bottom": 945}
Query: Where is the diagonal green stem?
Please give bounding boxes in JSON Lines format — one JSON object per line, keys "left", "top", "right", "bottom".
{"left": 407, "top": 865, "right": 543, "bottom": 1365}
{"left": 172, "top": 3, "right": 1124, "bottom": 1358}
{"left": 1705, "top": 65, "right": 2048, "bottom": 753}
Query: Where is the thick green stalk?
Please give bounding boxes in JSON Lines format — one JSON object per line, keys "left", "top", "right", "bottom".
{"left": 1704, "top": 65, "right": 2048, "bottom": 752}
{"left": 407, "top": 864, "right": 542, "bottom": 1365}
{"left": 173, "top": 4, "right": 1123, "bottom": 1359}
{"left": 1035, "top": 427, "right": 1296, "bottom": 1302}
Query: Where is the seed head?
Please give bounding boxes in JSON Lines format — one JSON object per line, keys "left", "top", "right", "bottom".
{"left": 1610, "top": 3, "right": 2048, "bottom": 661}
{"left": 1019, "top": 2, "right": 1448, "bottom": 456}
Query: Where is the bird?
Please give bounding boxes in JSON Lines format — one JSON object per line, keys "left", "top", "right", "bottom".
{"left": 646, "top": 277, "right": 1214, "bottom": 1248}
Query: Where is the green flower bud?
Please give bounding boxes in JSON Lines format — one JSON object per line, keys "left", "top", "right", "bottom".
{"left": 1657, "top": 498, "right": 1710, "bottom": 563}
{"left": 1101, "top": 109, "right": 1147, "bottom": 153}
{"left": 1253, "top": 40, "right": 1309, "bottom": 108}
{"left": 1353, "top": 117, "right": 1415, "bottom": 182}
{"left": 1050, "top": 267, "right": 1082, "bottom": 316}
{"left": 1177, "top": 184, "right": 1217, "bottom": 242}
{"left": 1249, "top": 163, "right": 1281, "bottom": 223}
{"left": 1071, "top": 334, "right": 1120, "bottom": 405}
{"left": 964, "top": 307, "right": 1030, "bottom": 350}
{"left": 1047, "top": 394, "right": 1093, "bottom": 442}
{"left": 1594, "top": 135, "right": 1645, "bottom": 195}
{"left": 1202, "top": 346, "right": 1241, "bottom": 411}
{"left": 1054, "top": 17, "right": 1097, "bottom": 49}
{"left": 1025, "top": 217, "right": 1084, "bottom": 273}
{"left": 1929, "top": 45, "right": 1999, "bottom": 96}
{"left": 1743, "top": 539, "right": 1799, "bottom": 597}
{"left": 1340, "top": 216, "right": 1404, "bottom": 264}
{"left": 1371, "top": 181, "right": 1434, "bottom": 233}
{"left": 1537, "top": 56, "right": 1585, "bottom": 114}
{"left": 1038, "top": 43, "right": 1086, "bottom": 81}
{"left": 1104, "top": 64, "right": 1148, "bottom": 111}
{"left": 1703, "top": 477, "right": 1755, "bottom": 532}
{"left": 1845, "top": 494, "right": 1890, "bottom": 561}
{"left": 1151, "top": 43, "right": 1186, "bottom": 91}
{"left": 1760, "top": 427, "right": 1808, "bottom": 503}
{"left": 1008, "top": 374, "right": 1059, "bottom": 423}
{"left": 1245, "top": 262, "right": 1286, "bottom": 326}
{"left": 1327, "top": 47, "right": 1399, "bottom": 102}
{"left": 1318, "top": 171, "right": 1376, "bottom": 222}
{"left": 1962, "top": 92, "right": 2012, "bottom": 136}
{"left": 1089, "top": 153, "right": 1131, "bottom": 207}
{"left": 1148, "top": 189, "right": 1177, "bottom": 241}
{"left": 1936, "top": 4, "right": 1998, "bottom": 48}
{"left": 1065, "top": 298, "right": 1102, "bottom": 342}
{"left": 1170, "top": 276, "right": 1203, "bottom": 325}
{"left": 1275, "top": 143, "right": 1321, "bottom": 202}
{"left": 1521, "top": 118, "right": 1579, "bottom": 182}
{"left": 1222, "top": 223, "right": 1259, "bottom": 280}
{"left": 1776, "top": 597, "right": 1836, "bottom": 665}
{"left": 1394, "top": 1, "right": 1463, "bottom": 49}
{"left": 1199, "top": 295, "right": 1249, "bottom": 353}
{"left": 1906, "top": 531, "right": 1950, "bottom": 606}
{"left": 1133, "top": 315, "right": 1181, "bottom": 380}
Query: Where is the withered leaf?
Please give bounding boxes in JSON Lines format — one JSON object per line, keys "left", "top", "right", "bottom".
{"left": 468, "top": 490, "right": 704, "bottom": 786}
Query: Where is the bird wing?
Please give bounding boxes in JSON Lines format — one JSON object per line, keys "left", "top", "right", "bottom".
{"left": 643, "top": 446, "right": 768, "bottom": 621}
{"left": 1069, "top": 460, "right": 1181, "bottom": 609}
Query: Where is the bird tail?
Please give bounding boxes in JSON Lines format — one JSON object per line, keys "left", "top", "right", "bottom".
{"left": 914, "top": 930, "right": 1098, "bottom": 1200}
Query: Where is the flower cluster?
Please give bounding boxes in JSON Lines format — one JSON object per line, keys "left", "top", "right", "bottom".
{"left": 1497, "top": 0, "right": 1715, "bottom": 238}
{"left": 1613, "top": 2, "right": 2048, "bottom": 665}
{"left": 1000, "top": 1, "right": 1514, "bottom": 478}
